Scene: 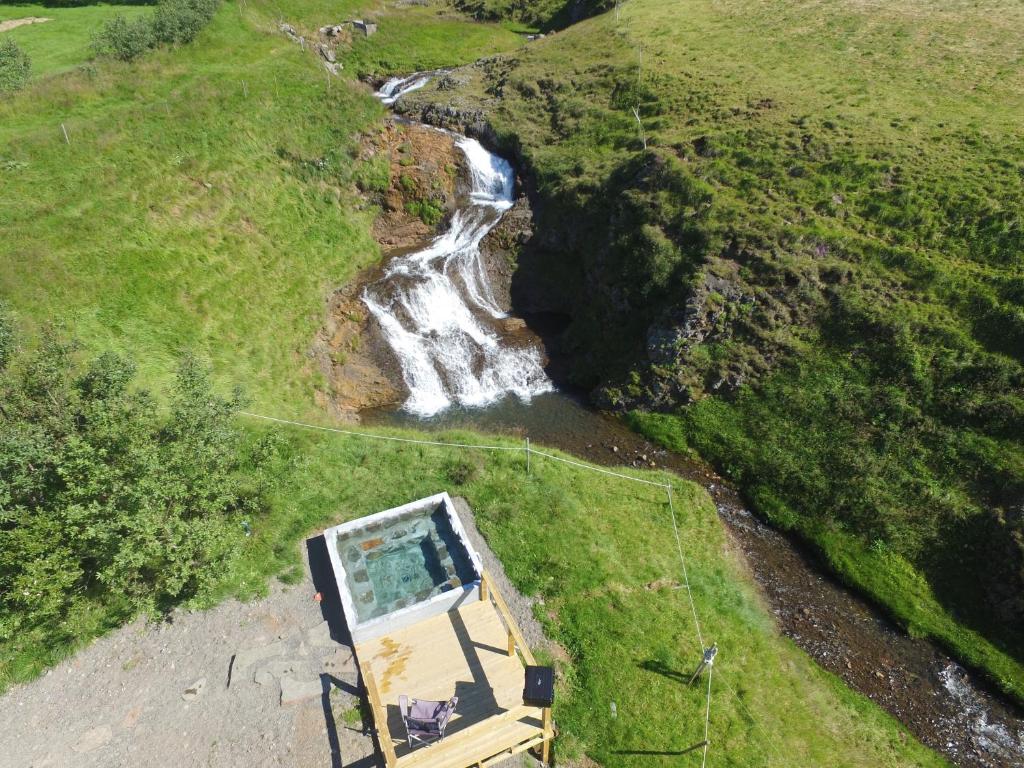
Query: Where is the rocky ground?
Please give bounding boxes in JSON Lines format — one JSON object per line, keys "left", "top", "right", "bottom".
{"left": 0, "top": 499, "right": 545, "bottom": 768}
{"left": 311, "top": 120, "right": 469, "bottom": 419}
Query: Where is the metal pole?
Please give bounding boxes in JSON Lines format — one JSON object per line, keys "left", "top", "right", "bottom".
{"left": 689, "top": 643, "right": 717, "bottom": 685}
{"left": 526, "top": 437, "right": 531, "bottom": 474}
{"left": 60, "top": 123, "right": 70, "bottom": 144}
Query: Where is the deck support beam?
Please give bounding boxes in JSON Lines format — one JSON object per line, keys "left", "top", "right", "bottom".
{"left": 542, "top": 708, "right": 552, "bottom": 764}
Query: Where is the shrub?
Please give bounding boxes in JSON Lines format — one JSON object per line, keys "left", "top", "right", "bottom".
{"left": 92, "top": 14, "right": 156, "bottom": 62}
{"left": 0, "top": 328, "right": 266, "bottom": 642}
{"left": 0, "top": 39, "right": 31, "bottom": 93}
{"left": 92, "top": 0, "right": 220, "bottom": 62}
{"left": 152, "top": 0, "right": 220, "bottom": 45}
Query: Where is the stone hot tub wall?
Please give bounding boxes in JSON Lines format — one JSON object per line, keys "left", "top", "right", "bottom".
{"left": 323, "top": 492, "right": 483, "bottom": 644}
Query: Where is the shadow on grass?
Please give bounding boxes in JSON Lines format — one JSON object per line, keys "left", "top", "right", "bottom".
{"left": 638, "top": 658, "right": 695, "bottom": 686}
{"left": 612, "top": 741, "right": 708, "bottom": 756}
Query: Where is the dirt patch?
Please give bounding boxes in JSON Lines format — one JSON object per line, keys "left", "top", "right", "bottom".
{"left": 0, "top": 503, "right": 547, "bottom": 768}
{"left": 366, "top": 120, "right": 463, "bottom": 250}
{"left": 0, "top": 17, "right": 51, "bottom": 33}
{"left": 0, "top": 559, "right": 374, "bottom": 768}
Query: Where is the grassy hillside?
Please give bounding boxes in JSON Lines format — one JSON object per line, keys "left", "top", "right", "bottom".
{"left": 0, "top": 0, "right": 522, "bottom": 413}
{"left": 0, "top": 1, "right": 955, "bottom": 764}
{"left": 218, "top": 418, "right": 950, "bottom": 768}
{"left": 396, "top": 0, "right": 1024, "bottom": 701}
{"left": 0, "top": 3, "right": 152, "bottom": 75}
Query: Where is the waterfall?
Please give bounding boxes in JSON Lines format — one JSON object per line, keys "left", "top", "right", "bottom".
{"left": 363, "top": 77, "right": 553, "bottom": 417}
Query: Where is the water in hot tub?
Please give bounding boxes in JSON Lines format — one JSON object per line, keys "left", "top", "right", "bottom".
{"left": 336, "top": 505, "right": 477, "bottom": 622}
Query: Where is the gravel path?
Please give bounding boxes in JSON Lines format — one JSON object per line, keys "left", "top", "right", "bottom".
{"left": 1, "top": 498, "right": 543, "bottom": 768}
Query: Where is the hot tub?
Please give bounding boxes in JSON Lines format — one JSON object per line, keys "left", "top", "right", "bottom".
{"left": 323, "top": 492, "right": 484, "bottom": 643}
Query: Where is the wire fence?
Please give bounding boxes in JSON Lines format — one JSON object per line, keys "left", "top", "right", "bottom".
{"left": 237, "top": 409, "right": 716, "bottom": 762}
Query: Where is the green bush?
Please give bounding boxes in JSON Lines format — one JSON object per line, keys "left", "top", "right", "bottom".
{"left": 92, "top": 0, "right": 220, "bottom": 62}
{"left": 152, "top": 0, "right": 220, "bottom": 45}
{"left": 0, "top": 39, "right": 31, "bottom": 93}
{"left": 92, "top": 14, "right": 155, "bottom": 62}
{"left": 0, "top": 322, "right": 267, "bottom": 645}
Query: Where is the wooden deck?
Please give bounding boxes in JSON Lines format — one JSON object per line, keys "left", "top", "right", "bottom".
{"left": 356, "top": 572, "right": 552, "bottom": 768}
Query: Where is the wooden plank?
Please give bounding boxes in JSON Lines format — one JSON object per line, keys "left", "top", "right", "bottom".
{"left": 397, "top": 708, "right": 544, "bottom": 768}
{"left": 481, "top": 571, "right": 536, "bottom": 666}
{"left": 542, "top": 707, "right": 552, "bottom": 764}
{"left": 356, "top": 595, "right": 547, "bottom": 768}
{"left": 363, "top": 663, "right": 398, "bottom": 768}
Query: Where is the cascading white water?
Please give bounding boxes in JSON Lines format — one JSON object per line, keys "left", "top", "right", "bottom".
{"left": 363, "top": 76, "right": 554, "bottom": 417}
{"left": 375, "top": 74, "right": 431, "bottom": 105}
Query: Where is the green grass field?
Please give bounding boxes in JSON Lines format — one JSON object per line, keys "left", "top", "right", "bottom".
{"left": 393, "top": 0, "right": 1024, "bottom": 703}
{"left": 0, "top": 3, "right": 153, "bottom": 75}
{"left": 226, "top": 422, "right": 947, "bottom": 767}
{"left": 0, "top": 1, "right": 522, "bottom": 413}
{"left": 0, "top": 0, "right": 991, "bottom": 763}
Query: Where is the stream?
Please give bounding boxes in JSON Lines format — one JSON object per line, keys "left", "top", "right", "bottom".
{"left": 365, "top": 74, "right": 1024, "bottom": 768}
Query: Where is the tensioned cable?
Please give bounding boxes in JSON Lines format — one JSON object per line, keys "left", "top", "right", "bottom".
{"left": 527, "top": 446, "right": 673, "bottom": 489}
{"left": 667, "top": 484, "right": 706, "bottom": 652}
{"left": 702, "top": 665, "right": 714, "bottom": 768}
{"left": 238, "top": 411, "right": 522, "bottom": 451}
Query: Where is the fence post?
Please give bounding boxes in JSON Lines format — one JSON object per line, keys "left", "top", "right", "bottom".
{"left": 60, "top": 123, "right": 70, "bottom": 145}
{"left": 525, "top": 437, "right": 531, "bottom": 474}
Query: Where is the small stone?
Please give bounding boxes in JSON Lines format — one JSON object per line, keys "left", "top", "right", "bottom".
{"left": 257, "top": 659, "right": 308, "bottom": 680}
{"left": 233, "top": 640, "right": 285, "bottom": 677}
{"left": 280, "top": 676, "right": 323, "bottom": 705}
{"left": 73, "top": 725, "right": 112, "bottom": 753}
{"left": 359, "top": 590, "right": 375, "bottom": 605}
{"left": 353, "top": 569, "right": 369, "bottom": 583}
{"left": 181, "top": 677, "right": 207, "bottom": 701}
{"left": 306, "top": 621, "right": 336, "bottom": 648}
{"left": 322, "top": 648, "right": 356, "bottom": 677}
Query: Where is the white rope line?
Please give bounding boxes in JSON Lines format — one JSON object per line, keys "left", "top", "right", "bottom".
{"left": 667, "top": 485, "right": 706, "bottom": 652}
{"left": 238, "top": 411, "right": 522, "bottom": 451}
{"left": 527, "top": 447, "right": 673, "bottom": 489}
{"left": 702, "top": 665, "right": 713, "bottom": 768}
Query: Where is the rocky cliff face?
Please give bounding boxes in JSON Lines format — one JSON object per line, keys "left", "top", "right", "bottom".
{"left": 311, "top": 120, "right": 468, "bottom": 418}
{"left": 365, "top": 120, "right": 464, "bottom": 250}
{"left": 396, "top": 71, "right": 832, "bottom": 414}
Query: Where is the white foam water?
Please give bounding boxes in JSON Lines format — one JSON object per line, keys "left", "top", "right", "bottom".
{"left": 375, "top": 74, "right": 431, "bottom": 105}
{"left": 364, "top": 76, "right": 553, "bottom": 417}
{"left": 938, "top": 663, "right": 1024, "bottom": 763}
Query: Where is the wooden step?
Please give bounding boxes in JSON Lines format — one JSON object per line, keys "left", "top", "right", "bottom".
{"left": 398, "top": 706, "right": 545, "bottom": 768}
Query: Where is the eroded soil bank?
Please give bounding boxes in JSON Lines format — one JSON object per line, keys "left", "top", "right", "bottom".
{"left": 312, "top": 120, "right": 466, "bottom": 419}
